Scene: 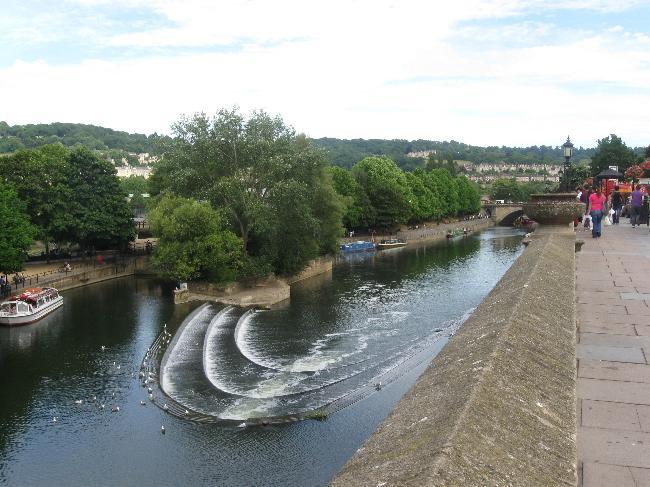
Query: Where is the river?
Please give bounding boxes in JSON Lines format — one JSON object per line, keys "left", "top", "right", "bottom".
{"left": 0, "top": 227, "right": 524, "bottom": 486}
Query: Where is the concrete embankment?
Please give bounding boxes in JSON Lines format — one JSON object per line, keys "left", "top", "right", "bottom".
{"left": 332, "top": 227, "right": 577, "bottom": 486}
{"left": 397, "top": 217, "right": 494, "bottom": 244}
{"left": 182, "top": 257, "right": 334, "bottom": 307}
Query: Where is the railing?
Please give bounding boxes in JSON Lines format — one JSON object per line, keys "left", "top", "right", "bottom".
{"left": 1, "top": 247, "right": 154, "bottom": 298}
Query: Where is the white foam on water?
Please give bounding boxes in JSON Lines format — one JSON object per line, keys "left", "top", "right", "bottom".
{"left": 161, "top": 304, "right": 212, "bottom": 394}
{"left": 218, "top": 397, "right": 281, "bottom": 420}
{"left": 234, "top": 310, "right": 285, "bottom": 370}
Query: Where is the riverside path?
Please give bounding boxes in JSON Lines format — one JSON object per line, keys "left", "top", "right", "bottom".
{"left": 576, "top": 222, "right": 650, "bottom": 486}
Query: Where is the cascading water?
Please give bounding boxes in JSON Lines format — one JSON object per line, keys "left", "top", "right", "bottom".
{"left": 153, "top": 228, "right": 526, "bottom": 422}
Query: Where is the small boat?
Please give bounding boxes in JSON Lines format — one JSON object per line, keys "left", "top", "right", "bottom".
{"left": 340, "top": 241, "right": 375, "bottom": 253}
{"left": 446, "top": 229, "right": 464, "bottom": 239}
{"left": 0, "top": 287, "right": 63, "bottom": 326}
{"left": 376, "top": 238, "right": 407, "bottom": 250}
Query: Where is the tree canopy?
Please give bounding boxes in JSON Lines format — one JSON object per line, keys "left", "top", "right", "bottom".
{"left": 590, "top": 134, "right": 636, "bottom": 176}
{"left": 151, "top": 109, "right": 345, "bottom": 277}
{"left": 0, "top": 183, "right": 35, "bottom": 274}
{"left": 0, "top": 144, "right": 135, "bottom": 252}
{"left": 0, "top": 121, "right": 170, "bottom": 155}
{"left": 149, "top": 195, "right": 244, "bottom": 282}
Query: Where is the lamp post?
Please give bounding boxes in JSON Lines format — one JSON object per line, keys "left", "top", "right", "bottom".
{"left": 561, "top": 136, "right": 574, "bottom": 192}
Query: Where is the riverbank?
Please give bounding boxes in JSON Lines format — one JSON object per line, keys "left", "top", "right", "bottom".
{"left": 185, "top": 220, "right": 495, "bottom": 308}
{"left": 332, "top": 225, "right": 577, "bottom": 486}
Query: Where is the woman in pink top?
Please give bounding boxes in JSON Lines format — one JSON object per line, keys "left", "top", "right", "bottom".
{"left": 587, "top": 187, "right": 607, "bottom": 238}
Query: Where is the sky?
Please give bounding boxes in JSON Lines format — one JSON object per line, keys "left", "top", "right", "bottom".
{"left": 1, "top": 0, "right": 649, "bottom": 148}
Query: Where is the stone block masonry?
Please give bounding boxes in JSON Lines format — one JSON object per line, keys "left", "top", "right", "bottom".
{"left": 332, "top": 229, "right": 577, "bottom": 486}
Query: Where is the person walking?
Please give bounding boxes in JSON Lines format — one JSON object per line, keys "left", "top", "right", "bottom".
{"left": 630, "top": 184, "right": 643, "bottom": 228}
{"left": 610, "top": 185, "right": 623, "bottom": 224}
{"left": 588, "top": 186, "right": 607, "bottom": 238}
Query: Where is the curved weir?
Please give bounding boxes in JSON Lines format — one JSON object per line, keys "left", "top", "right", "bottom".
{"left": 151, "top": 228, "right": 526, "bottom": 422}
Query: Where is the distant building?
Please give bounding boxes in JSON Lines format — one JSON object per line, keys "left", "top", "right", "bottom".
{"left": 117, "top": 166, "right": 153, "bottom": 178}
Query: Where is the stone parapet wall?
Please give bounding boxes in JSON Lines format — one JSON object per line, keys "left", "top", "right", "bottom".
{"left": 332, "top": 229, "right": 577, "bottom": 486}
{"left": 45, "top": 257, "right": 149, "bottom": 292}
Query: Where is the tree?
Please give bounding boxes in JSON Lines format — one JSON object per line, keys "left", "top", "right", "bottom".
{"left": 352, "top": 156, "right": 413, "bottom": 229}
{"left": 645, "top": 145, "right": 650, "bottom": 159}
{"left": 328, "top": 166, "right": 375, "bottom": 229}
{"left": 0, "top": 144, "right": 71, "bottom": 257}
{"left": 0, "top": 183, "right": 35, "bottom": 273}
{"left": 428, "top": 169, "right": 460, "bottom": 217}
{"left": 491, "top": 179, "right": 528, "bottom": 202}
{"left": 590, "top": 134, "right": 636, "bottom": 176}
{"left": 59, "top": 148, "right": 135, "bottom": 250}
{"left": 565, "top": 164, "right": 592, "bottom": 190}
{"left": 455, "top": 176, "right": 481, "bottom": 215}
{"left": 152, "top": 109, "right": 344, "bottom": 276}
{"left": 149, "top": 195, "right": 244, "bottom": 282}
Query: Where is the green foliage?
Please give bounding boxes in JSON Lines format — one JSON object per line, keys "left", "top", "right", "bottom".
{"left": 590, "top": 134, "right": 636, "bottom": 176}
{"left": 352, "top": 156, "right": 413, "bottom": 229}
{"left": 311, "top": 137, "right": 604, "bottom": 170}
{"left": 329, "top": 160, "right": 481, "bottom": 228}
{"left": 455, "top": 176, "right": 481, "bottom": 215}
{"left": 645, "top": 145, "right": 650, "bottom": 159}
{"left": 328, "top": 166, "right": 375, "bottom": 229}
{"left": 149, "top": 195, "right": 245, "bottom": 283}
{"left": 0, "top": 121, "right": 170, "bottom": 155}
{"left": 0, "top": 183, "right": 35, "bottom": 273}
{"left": 565, "top": 164, "right": 592, "bottom": 190}
{"left": 152, "top": 109, "right": 345, "bottom": 277}
{"left": 57, "top": 148, "right": 135, "bottom": 249}
{"left": 0, "top": 144, "right": 71, "bottom": 248}
{"left": 490, "top": 179, "right": 529, "bottom": 202}
{"left": 120, "top": 175, "right": 148, "bottom": 194}
{"left": 489, "top": 178, "right": 556, "bottom": 202}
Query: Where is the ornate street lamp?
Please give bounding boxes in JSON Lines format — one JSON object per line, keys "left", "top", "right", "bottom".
{"left": 561, "top": 136, "right": 574, "bottom": 191}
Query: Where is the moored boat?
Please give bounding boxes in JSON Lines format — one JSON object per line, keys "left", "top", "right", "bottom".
{"left": 0, "top": 287, "right": 63, "bottom": 326}
{"left": 340, "top": 241, "right": 375, "bottom": 253}
{"left": 376, "top": 238, "right": 407, "bottom": 250}
{"left": 446, "top": 228, "right": 464, "bottom": 239}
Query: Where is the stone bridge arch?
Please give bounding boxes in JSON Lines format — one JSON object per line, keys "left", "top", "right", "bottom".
{"left": 482, "top": 204, "right": 524, "bottom": 226}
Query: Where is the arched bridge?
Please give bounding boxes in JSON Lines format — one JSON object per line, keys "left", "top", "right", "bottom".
{"left": 482, "top": 203, "right": 524, "bottom": 226}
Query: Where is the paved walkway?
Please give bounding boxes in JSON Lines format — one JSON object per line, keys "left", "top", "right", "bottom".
{"left": 576, "top": 222, "right": 650, "bottom": 486}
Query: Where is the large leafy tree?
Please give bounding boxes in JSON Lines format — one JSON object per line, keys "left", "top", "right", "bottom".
{"left": 149, "top": 195, "right": 244, "bottom": 282}
{"left": 0, "top": 144, "right": 70, "bottom": 256}
{"left": 328, "top": 165, "right": 375, "bottom": 229}
{"left": 60, "top": 148, "right": 135, "bottom": 250}
{"left": 590, "top": 134, "right": 636, "bottom": 176}
{"left": 491, "top": 179, "right": 528, "bottom": 202}
{"left": 152, "top": 109, "right": 344, "bottom": 276}
{"left": 352, "top": 156, "right": 413, "bottom": 229}
{"left": 0, "top": 183, "right": 35, "bottom": 274}
{"left": 455, "top": 176, "right": 481, "bottom": 215}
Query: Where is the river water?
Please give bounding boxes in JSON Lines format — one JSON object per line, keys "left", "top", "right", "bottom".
{"left": 0, "top": 228, "right": 524, "bottom": 486}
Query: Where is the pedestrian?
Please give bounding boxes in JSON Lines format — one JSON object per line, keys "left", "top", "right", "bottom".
{"left": 587, "top": 186, "right": 607, "bottom": 238}
{"left": 609, "top": 185, "right": 623, "bottom": 224}
{"left": 580, "top": 184, "right": 591, "bottom": 213}
{"left": 630, "top": 184, "right": 643, "bottom": 228}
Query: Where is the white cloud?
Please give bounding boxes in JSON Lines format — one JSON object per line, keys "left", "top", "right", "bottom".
{"left": 2, "top": 0, "right": 650, "bottom": 147}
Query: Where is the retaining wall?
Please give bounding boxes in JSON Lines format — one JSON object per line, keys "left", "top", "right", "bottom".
{"left": 42, "top": 257, "right": 149, "bottom": 292}
{"left": 332, "top": 228, "right": 577, "bottom": 486}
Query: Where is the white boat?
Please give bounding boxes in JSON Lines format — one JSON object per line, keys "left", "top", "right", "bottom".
{"left": 0, "top": 287, "right": 63, "bottom": 326}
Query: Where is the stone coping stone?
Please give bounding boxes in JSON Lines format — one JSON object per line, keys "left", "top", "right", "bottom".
{"left": 331, "top": 231, "right": 577, "bottom": 486}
